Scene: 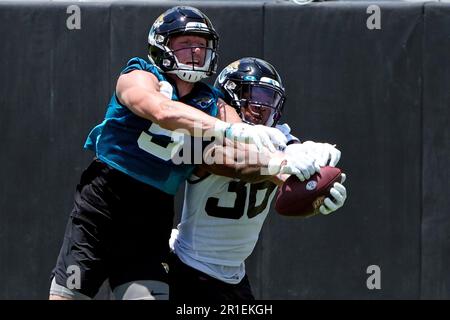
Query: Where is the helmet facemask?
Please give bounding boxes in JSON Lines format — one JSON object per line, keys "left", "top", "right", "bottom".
{"left": 163, "top": 35, "right": 218, "bottom": 82}
{"left": 227, "top": 82, "right": 285, "bottom": 127}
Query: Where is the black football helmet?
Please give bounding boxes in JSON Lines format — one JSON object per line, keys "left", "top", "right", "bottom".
{"left": 148, "top": 6, "right": 219, "bottom": 83}
{"left": 214, "top": 57, "right": 286, "bottom": 127}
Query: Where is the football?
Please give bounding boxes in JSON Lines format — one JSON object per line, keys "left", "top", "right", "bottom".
{"left": 275, "top": 166, "right": 342, "bottom": 217}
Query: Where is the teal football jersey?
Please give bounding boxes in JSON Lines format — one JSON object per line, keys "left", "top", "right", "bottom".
{"left": 84, "top": 57, "right": 219, "bottom": 195}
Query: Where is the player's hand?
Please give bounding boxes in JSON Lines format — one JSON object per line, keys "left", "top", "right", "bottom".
{"left": 284, "top": 143, "right": 321, "bottom": 173}
{"left": 320, "top": 173, "right": 347, "bottom": 215}
{"left": 268, "top": 153, "right": 317, "bottom": 181}
{"left": 275, "top": 123, "right": 292, "bottom": 136}
{"left": 169, "top": 228, "right": 179, "bottom": 252}
{"left": 225, "top": 123, "right": 286, "bottom": 152}
{"left": 253, "top": 125, "right": 288, "bottom": 151}
{"left": 285, "top": 141, "right": 341, "bottom": 168}
{"left": 300, "top": 141, "right": 341, "bottom": 167}
{"left": 275, "top": 123, "right": 300, "bottom": 145}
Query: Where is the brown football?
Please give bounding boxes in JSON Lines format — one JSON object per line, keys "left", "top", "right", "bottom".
{"left": 275, "top": 166, "right": 342, "bottom": 217}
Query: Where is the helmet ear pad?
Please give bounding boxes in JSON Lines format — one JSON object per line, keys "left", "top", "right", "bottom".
{"left": 147, "top": 44, "right": 176, "bottom": 73}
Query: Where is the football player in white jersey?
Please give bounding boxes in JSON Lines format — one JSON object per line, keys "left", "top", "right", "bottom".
{"left": 169, "top": 57, "right": 348, "bottom": 301}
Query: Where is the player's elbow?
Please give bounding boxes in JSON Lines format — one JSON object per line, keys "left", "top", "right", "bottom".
{"left": 234, "top": 165, "right": 266, "bottom": 183}
{"left": 152, "top": 105, "right": 168, "bottom": 125}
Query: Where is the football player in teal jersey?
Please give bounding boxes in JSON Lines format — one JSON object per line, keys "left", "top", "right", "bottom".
{"left": 49, "top": 7, "right": 294, "bottom": 300}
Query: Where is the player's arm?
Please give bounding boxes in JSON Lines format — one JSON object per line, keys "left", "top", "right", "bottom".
{"left": 116, "top": 70, "right": 221, "bottom": 136}
{"left": 203, "top": 144, "right": 292, "bottom": 185}
{"left": 116, "top": 71, "right": 287, "bottom": 152}
{"left": 199, "top": 100, "right": 275, "bottom": 183}
{"left": 199, "top": 102, "right": 304, "bottom": 184}
{"left": 216, "top": 98, "right": 241, "bottom": 123}
{"left": 201, "top": 141, "right": 279, "bottom": 183}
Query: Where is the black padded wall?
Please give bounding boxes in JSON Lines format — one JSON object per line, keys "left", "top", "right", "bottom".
{"left": 0, "top": 2, "right": 111, "bottom": 299}
{"left": 250, "top": 2, "right": 423, "bottom": 299}
{"left": 421, "top": 2, "right": 450, "bottom": 300}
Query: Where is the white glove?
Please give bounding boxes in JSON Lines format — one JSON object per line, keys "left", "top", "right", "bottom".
{"left": 254, "top": 125, "right": 288, "bottom": 151}
{"left": 214, "top": 121, "right": 287, "bottom": 153}
{"left": 320, "top": 173, "right": 347, "bottom": 215}
{"left": 284, "top": 143, "right": 321, "bottom": 173}
{"left": 168, "top": 228, "right": 179, "bottom": 252}
{"left": 275, "top": 123, "right": 300, "bottom": 145}
{"left": 268, "top": 153, "right": 317, "bottom": 181}
{"left": 287, "top": 141, "right": 341, "bottom": 167}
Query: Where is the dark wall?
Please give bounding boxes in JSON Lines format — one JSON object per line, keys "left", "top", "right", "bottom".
{"left": 0, "top": 2, "right": 111, "bottom": 299}
{"left": 0, "top": 1, "right": 448, "bottom": 299}
{"left": 421, "top": 2, "right": 450, "bottom": 299}
{"left": 251, "top": 2, "right": 424, "bottom": 299}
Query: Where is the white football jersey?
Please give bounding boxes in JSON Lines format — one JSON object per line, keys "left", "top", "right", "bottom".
{"left": 174, "top": 174, "right": 278, "bottom": 284}
{"left": 172, "top": 123, "right": 297, "bottom": 284}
